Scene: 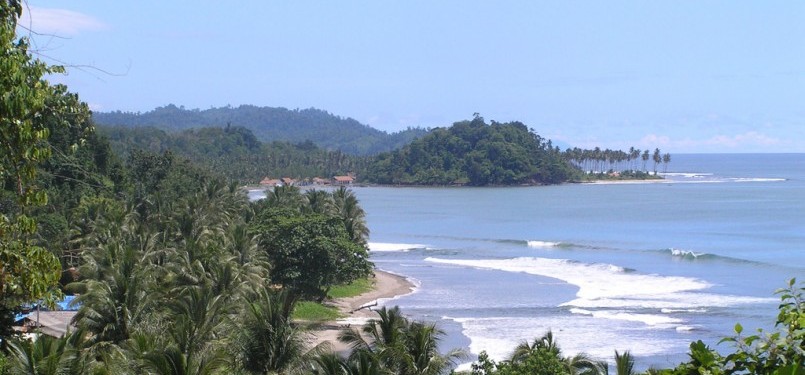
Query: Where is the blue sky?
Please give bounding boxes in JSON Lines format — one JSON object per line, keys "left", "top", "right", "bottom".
{"left": 20, "top": 1, "right": 805, "bottom": 153}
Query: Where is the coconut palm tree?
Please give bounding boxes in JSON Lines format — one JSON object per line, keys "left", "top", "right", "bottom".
{"left": 304, "top": 189, "right": 335, "bottom": 215}
{"left": 612, "top": 350, "right": 635, "bottom": 375}
{"left": 564, "top": 353, "right": 608, "bottom": 375}
{"left": 6, "top": 333, "right": 80, "bottom": 375}
{"left": 332, "top": 187, "right": 369, "bottom": 245}
{"left": 70, "top": 236, "right": 153, "bottom": 348}
{"left": 266, "top": 185, "right": 303, "bottom": 210}
{"left": 401, "top": 321, "right": 465, "bottom": 375}
{"left": 509, "top": 331, "right": 561, "bottom": 364}
{"left": 339, "top": 306, "right": 463, "bottom": 375}
{"left": 311, "top": 351, "right": 392, "bottom": 375}
{"left": 235, "top": 288, "right": 307, "bottom": 374}
{"left": 140, "top": 344, "right": 227, "bottom": 375}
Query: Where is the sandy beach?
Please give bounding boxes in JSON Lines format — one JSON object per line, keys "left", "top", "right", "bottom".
{"left": 304, "top": 270, "right": 416, "bottom": 353}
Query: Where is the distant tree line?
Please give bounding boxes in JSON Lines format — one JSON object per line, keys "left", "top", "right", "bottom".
{"left": 98, "top": 125, "right": 372, "bottom": 183}
{"left": 563, "top": 147, "right": 672, "bottom": 178}
{"left": 93, "top": 104, "right": 428, "bottom": 156}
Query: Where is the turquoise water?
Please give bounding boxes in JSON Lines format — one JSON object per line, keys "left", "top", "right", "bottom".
{"left": 249, "top": 153, "right": 805, "bottom": 369}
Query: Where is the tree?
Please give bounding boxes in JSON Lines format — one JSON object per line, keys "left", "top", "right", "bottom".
{"left": 613, "top": 351, "right": 635, "bottom": 375}
{"left": 662, "top": 153, "right": 671, "bottom": 174}
{"left": 339, "top": 306, "right": 464, "bottom": 375}
{"left": 332, "top": 187, "right": 369, "bottom": 245}
{"left": 641, "top": 150, "right": 649, "bottom": 172}
{"left": 252, "top": 207, "right": 372, "bottom": 300}
{"left": 1, "top": 0, "right": 90, "bottom": 322}
{"left": 469, "top": 331, "right": 605, "bottom": 375}
{"left": 236, "top": 289, "right": 307, "bottom": 375}
{"left": 652, "top": 149, "right": 661, "bottom": 175}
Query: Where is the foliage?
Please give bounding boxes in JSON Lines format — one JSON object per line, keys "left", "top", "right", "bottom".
{"left": 651, "top": 279, "right": 804, "bottom": 375}
{"left": 328, "top": 278, "right": 374, "bottom": 299}
{"left": 292, "top": 301, "right": 342, "bottom": 321}
{"left": 563, "top": 146, "right": 670, "bottom": 181}
{"left": 235, "top": 288, "right": 307, "bottom": 374}
{"left": 364, "top": 116, "right": 574, "bottom": 186}
{"left": 252, "top": 206, "right": 373, "bottom": 300}
{"left": 336, "top": 306, "right": 465, "bottom": 375}
{"left": 98, "top": 124, "right": 372, "bottom": 183}
{"left": 0, "top": 0, "right": 97, "bottom": 335}
{"left": 469, "top": 331, "right": 606, "bottom": 375}
{"left": 93, "top": 104, "right": 429, "bottom": 155}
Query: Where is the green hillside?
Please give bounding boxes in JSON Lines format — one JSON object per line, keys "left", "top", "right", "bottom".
{"left": 363, "top": 116, "right": 575, "bottom": 186}
{"left": 92, "top": 104, "right": 427, "bottom": 155}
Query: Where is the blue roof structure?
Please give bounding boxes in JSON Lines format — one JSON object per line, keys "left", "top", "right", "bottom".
{"left": 13, "top": 295, "right": 80, "bottom": 323}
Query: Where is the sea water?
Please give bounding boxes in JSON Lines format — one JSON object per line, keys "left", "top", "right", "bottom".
{"left": 250, "top": 153, "right": 805, "bottom": 370}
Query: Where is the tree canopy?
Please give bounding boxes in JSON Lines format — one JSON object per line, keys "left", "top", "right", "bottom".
{"left": 364, "top": 116, "right": 575, "bottom": 186}
{"left": 93, "top": 104, "right": 428, "bottom": 156}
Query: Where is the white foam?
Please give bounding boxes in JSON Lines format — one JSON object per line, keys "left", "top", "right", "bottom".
{"left": 670, "top": 248, "right": 706, "bottom": 258}
{"left": 675, "top": 325, "right": 698, "bottom": 332}
{"left": 446, "top": 315, "right": 689, "bottom": 362}
{"left": 569, "top": 308, "right": 681, "bottom": 326}
{"left": 730, "top": 177, "right": 786, "bottom": 183}
{"left": 527, "top": 240, "right": 561, "bottom": 248}
{"left": 368, "top": 242, "right": 428, "bottom": 252}
{"left": 661, "top": 172, "right": 713, "bottom": 178}
{"left": 425, "top": 257, "right": 772, "bottom": 311}
{"left": 661, "top": 308, "right": 707, "bottom": 314}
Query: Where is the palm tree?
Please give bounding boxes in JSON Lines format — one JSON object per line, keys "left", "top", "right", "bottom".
{"left": 140, "top": 345, "right": 227, "bottom": 375}
{"left": 612, "top": 350, "right": 635, "bottom": 375}
{"left": 509, "top": 330, "right": 561, "bottom": 364}
{"left": 236, "top": 288, "right": 307, "bottom": 374}
{"left": 6, "top": 334, "right": 79, "bottom": 375}
{"left": 266, "top": 185, "right": 303, "bottom": 210}
{"left": 652, "top": 148, "right": 661, "bottom": 175}
{"left": 564, "top": 353, "right": 608, "bottom": 375}
{"left": 332, "top": 187, "right": 369, "bottom": 245}
{"left": 641, "top": 150, "right": 650, "bottom": 172}
{"left": 70, "top": 236, "right": 152, "bottom": 348}
{"left": 401, "top": 321, "right": 464, "bottom": 375}
{"left": 311, "top": 351, "right": 392, "bottom": 375}
{"left": 662, "top": 153, "right": 671, "bottom": 174}
{"left": 304, "top": 189, "right": 335, "bottom": 215}
{"left": 339, "top": 306, "right": 463, "bottom": 375}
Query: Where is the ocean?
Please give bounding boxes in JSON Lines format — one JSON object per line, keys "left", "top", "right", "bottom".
{"left": 250, "top": 153, "right": 805, "bottom": 370}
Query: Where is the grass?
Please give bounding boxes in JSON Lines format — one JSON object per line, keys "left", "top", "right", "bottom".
{"left": 292, "top": 301, "right": 342, "bottom": 321}
{"left": 327, "top": 277, "right": 374, "bottom": 299}
{"left": 291, "top": 277, "right": 376, "bottom": 321}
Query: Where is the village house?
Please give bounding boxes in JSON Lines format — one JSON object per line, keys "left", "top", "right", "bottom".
{"left": 259, "top": 177, "right": 282, "bottom": 187}
{"left": 332, "top": 175, "right": 354, "bottom": 185}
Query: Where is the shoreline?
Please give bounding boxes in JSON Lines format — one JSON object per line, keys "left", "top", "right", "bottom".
{"left": 304, "top": 269, "right": 416, "bottom": 353}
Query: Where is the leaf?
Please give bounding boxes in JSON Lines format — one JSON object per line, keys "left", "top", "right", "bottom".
{"left": 735, "top": 323, "right": 743, "bottom": 334}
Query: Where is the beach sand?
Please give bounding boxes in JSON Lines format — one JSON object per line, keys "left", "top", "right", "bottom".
{"left": 303, "top": 270, "right": 415, "bottom": 353}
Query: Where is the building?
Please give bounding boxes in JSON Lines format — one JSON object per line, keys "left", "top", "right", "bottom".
{"left": 259, "top": 177, "right": 282, "bottom": 187}
{"left": 333, "top": 175, "right": 354, "bottom": 185}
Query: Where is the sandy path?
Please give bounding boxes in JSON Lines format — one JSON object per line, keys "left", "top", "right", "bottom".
{"left": 304, "top": 270, "right": 415, "bottom": 353}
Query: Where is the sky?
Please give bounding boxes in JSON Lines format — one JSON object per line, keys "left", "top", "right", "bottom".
{"left": 18, "top": 1, "right": 805, "bottom": 153}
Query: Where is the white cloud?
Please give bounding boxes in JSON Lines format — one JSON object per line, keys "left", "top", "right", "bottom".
{"left": 22, "top": 6, "right": 108, "bottom": 36}
{"left": 638, "top": 134, "right": 672, "bottom": 147}
{"left": 628, "top": 131, "right": 787, "bottom": 153}
{"left": 704, "top": 131, "right": 781, "bottom": 148}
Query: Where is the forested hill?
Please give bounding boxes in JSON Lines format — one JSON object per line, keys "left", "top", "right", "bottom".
{"left": 92, "top": 105, "right": 427, "bottom": 155}
{"left": 97, "top": 125, "right": 370, "bottom": 183}
{"left": 363, "top": 116, "right": 576, "bottom": 186}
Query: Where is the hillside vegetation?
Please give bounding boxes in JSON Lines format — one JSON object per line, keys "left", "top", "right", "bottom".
{"left": 98, "top": 125, "right": 370, "bottom": 183}
{"left": 93, "top": 104, "right": 428, "bottom": 155}
{"left": 364, "top": 116, "right": 575, "bottom": 186}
